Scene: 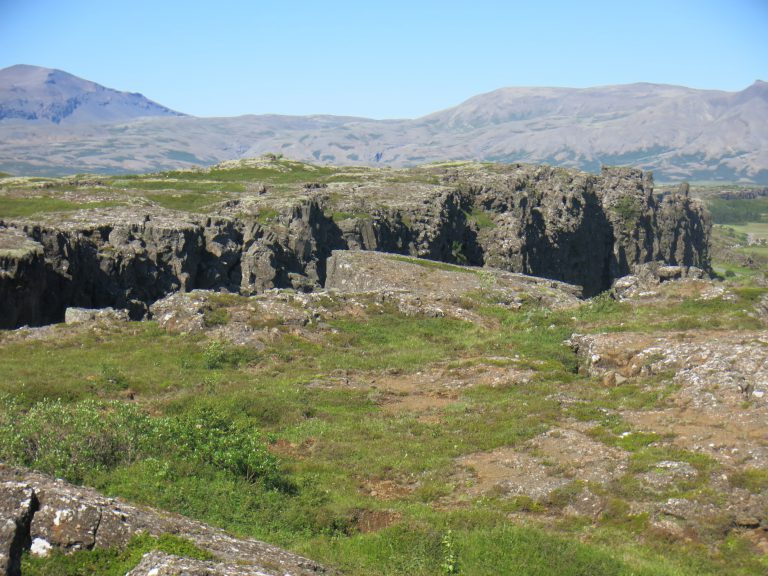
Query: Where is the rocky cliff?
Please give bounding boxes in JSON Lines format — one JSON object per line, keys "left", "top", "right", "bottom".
{"left": 0, "top": 161, "right": 710, "bottom": 329}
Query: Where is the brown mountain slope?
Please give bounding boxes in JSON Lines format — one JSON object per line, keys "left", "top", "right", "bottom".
{"left": 0, "top": 67, "right": 765, "bottom": 182}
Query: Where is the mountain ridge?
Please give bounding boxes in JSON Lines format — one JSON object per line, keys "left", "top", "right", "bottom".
{"left": 0, "top": 64, "right": 183, "bottom": 124}
{"left": 0, "top": 65, "right": 766, "bottom": 182}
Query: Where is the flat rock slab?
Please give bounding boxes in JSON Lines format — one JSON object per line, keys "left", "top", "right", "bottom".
{"left": 127, "top": 551, "right": 277, "bottom": 576}
{"left": 0, "top": 228, "right": 43, "bottom": 262}
{"left": 325, "top": 250, "right": 583, "bottom": 309}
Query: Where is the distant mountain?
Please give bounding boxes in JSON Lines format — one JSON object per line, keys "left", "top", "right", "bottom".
{"left": 0, "top": 66, "right": 766, "bottom": 182}
{"left": 0, "top": 65, "right": 183, "bottom": 124}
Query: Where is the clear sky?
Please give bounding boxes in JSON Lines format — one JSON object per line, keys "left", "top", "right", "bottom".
{"left": 1, "top": 0, "right": 766, "bottom": 119}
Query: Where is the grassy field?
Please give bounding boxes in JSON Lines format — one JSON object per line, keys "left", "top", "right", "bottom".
{"left": 0, "top": 284, "right": 765, "bottom": 575}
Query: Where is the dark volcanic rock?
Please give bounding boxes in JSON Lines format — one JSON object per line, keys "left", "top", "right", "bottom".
{"left": 0, "top": 162, "right": 711, "bottom": 328}
{"left": 0, "top": 229, "right": 47, "bottom": 329}
{"left": 464, "top": 165, "right": 710, "bottom": 296}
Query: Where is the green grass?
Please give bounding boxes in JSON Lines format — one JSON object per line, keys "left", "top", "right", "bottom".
{"left": 111, "top": 178, "right": 243, "bottom": 193}
{"left": 140, "top": 160, "right": 338, "bottom": 186}
{"left": 0, "top": 196, "right": 118, "bottom": 218}
{"left": 1, "top": 286, "right": 766, "bottom": 575}
{"left": 465, "top": 207, "right": 497, "bottom": 230}
{"left": 706, "top": 197, "right": 768, "bottom": 225}
{"left": 255, "top": 207, "right": 280, "bottom": 225}
{"left": 729, "top": 468, "right": 768, "bottom": 493}
{"left": 306, "top": 515, "right": 676, "bottom": 576}
{"left": 724, "top": 221, "right": 768, "bottom": 240}
{"left": 21, "top": 533, "right": 215, "bottom": 576}
{"left": 388, "top": 255, "right": 477, "bottom": 274}
{"left": 0, "top": 323, "right": 210, "bottom": 403}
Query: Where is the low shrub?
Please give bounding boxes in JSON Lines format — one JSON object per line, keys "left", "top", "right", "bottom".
{"left": 0, "top": 395, "right": 282, "bottom": 488}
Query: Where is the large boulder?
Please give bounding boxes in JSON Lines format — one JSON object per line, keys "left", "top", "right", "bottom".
{"left": 0, "top": 465, "right": 326, "bottom": 576}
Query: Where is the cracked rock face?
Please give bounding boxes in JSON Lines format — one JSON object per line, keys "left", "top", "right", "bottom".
{"left": 0, "top": 482, "right": 37, "bottom": 576}
{"left": 0, "top": 162, "right": 710, "bottom": 329}
{"left": 0, "top": 465, "right": 326, "bottom": 576}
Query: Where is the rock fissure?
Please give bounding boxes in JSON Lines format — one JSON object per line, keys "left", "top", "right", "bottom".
{"left": 0, "top": 165, "right": 710, "bottom": 329}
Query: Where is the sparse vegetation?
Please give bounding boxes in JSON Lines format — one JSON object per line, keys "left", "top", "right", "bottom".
{"left": 465, "top": 206, "right": 497, "bottom": 230}
{"left": 22, "top": 533, "right": 215, "bottom": 576}
{"left": 612, "top": 196, "right": 643, "bottom": 223}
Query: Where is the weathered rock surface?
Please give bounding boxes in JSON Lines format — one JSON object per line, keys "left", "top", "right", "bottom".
{"left": 0, "top": 162, "right": 710, "bottom": 328}
{"left": 64, "top": 306, "right": 129, "bottom": 324}
{"left": 611, "top": 261, "right": 707, "bottom": 300}
{"left": 463, "top": 166, "right": 710, "bottom": 296}
{"left": 325, "top": 249, "right": 582, "bottom": 309}
{"left": 0, "top": 464, "right": 326, "bottom": 576}
{"left": 0, "top": 482, "right": 36, "bottom": 576}
{"left": 127, "top": 551, "right": 275, "bottom": 576}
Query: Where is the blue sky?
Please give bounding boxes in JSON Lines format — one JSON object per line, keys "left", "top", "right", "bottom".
{"left": 1, "top": 0, "right": 766, "bottom": 118}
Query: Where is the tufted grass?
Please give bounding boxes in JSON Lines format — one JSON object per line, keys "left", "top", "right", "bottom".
{"left": 21, "top": 533, "right": 215, "bottom": 576}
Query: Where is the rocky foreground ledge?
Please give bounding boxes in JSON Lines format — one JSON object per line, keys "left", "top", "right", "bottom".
{"left": 0, "top": 464, "right": 327, "bottom": 576}
{"left": 0, "top": 162, "right": 710, "bottom": 328}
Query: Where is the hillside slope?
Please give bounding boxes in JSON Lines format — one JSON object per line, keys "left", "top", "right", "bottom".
{"left": 0, "top": 66, "right": 766, "bottom": 182}
{"left": 0, "top": 64, "right": 183, "bottom": 124}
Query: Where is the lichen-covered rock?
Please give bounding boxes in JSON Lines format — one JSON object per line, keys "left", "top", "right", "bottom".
{"left": 127, "top": 551, "right": 277, "bottom": 576}
{"left": 325, "top": 250, "right": 582, "bottom": 309}
{"left": 0, "top": 482, "right": 36, "bottom": 576}
{"left": 0, "top": 465, "right": 326, "bottom": 576}
{"left": 610, "top": 262, "right": 707, "bottom": 300}
{"left": 64, "top": 306, "right": 129, "bottom": 324}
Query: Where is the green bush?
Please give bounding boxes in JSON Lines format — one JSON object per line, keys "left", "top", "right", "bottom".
{"left": 202, "top": 340, "right": 257, "bottom": 369}
{"left": 0, "top": 396, "right": 282, "bottom": 488}
{"left": 612, "top": 196, "right": 642, "bottom": 223}
{"left": 0, "top": 396, "right": 152, "bottom": 482}
{"left": 156, "top": 407, "right": 283, "bottom": 488}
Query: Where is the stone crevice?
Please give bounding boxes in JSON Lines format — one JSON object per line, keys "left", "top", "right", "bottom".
{"left": 0, "top": 165, "right": 711, "bottom": 329}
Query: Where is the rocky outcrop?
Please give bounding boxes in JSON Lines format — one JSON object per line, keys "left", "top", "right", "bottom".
{"left": 0, "top": 464, "right": 326, "bottom": 576}
{"left": 0, "top": 482, "right": 36, "bottom": 576}
{"left": 611, "top": 262, "right": 707, "bottom": 300}
{"left": 462, "top": 166, "right": 710, "bottom": 296}
{"left": 0, "top": 163, "right": 711, "bottom": 328}
{"left": 127, "top": 551, "right": 283, "bottom": 576}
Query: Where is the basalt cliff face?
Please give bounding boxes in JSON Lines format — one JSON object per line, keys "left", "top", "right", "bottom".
{"left": 0, "top": 163, "right": 710, "bottom": 329}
